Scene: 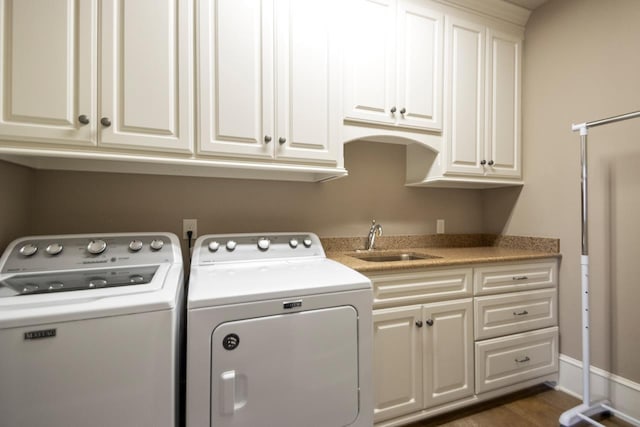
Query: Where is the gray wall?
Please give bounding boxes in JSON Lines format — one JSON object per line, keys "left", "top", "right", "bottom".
{"left": 485, "top": 0, "right": 640, "bottom": 382}
{"left": 0, "top": 160, "right": 33, "bottom": 250}
{"left": 2, "top": 141, "right": 484, "bottom": 257}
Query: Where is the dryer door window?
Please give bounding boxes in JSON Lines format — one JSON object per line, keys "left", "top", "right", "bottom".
{"left": 210, "top": 305, "right": 359, "bottom": 427}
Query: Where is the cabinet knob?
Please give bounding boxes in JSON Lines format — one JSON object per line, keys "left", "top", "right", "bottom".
{"left": 488, "top": 160, "right": 494, "bottom": 166}
{"left": 390, "top": 106, "right": 397, "bottom": 114}
{"left": 78, "top": 115, "right": 90, "bottom": 125}
{"left": 425, "top": 319, "right": 434, "bottom": 326}
{"left": 480, "top": 160, "right": 487, "bottom": 165}
{"left": 264, "top": 135, "right": 272, "bottom": 143}
{"left": 278, "top": 137, "right": 286, "bottom": 145}
{"left": 100, "top": 117, "right": 111, "bottom": 127}
{"left": 400, "top": 108, "right": 406, "bottom": 114}
{"left": 415, "top": 320, "right": 423, "bottom": 328}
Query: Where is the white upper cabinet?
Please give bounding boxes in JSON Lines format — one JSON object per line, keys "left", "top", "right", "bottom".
{"left": 444, "top": 17, "right": 522, "bottom": 180}
{"left": 344, "top": 0, "right": 442, "bottom": 132}
{"left": 406, "top": 9, "right": 523, "bottom": 188}
{"left": 274, "top": 0, "right": 340, "bottom": 163}
{"left": 197, "top": 0, "right": 273, "bottom": 159}
{"left": 0, "top": 0, "right": 192, "bottom": 153}
{"left": 485, "top": 29, "right": 521, "bottom": 178}
{"left": 198, "top": 0, "right": 339, "bottom": 164}
{"left": 99, "top": 0, "right": 193, "bottom": 153}
{"left": 396, "top": 1, "right": 443, "bottom": 131}
{"left": 444, "top": 16, "right": 486, "bottom": 176}
{"left": 0, "top": 0, "right": 95, "bottom": 146}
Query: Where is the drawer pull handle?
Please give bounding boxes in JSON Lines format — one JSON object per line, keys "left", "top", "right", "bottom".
{"left": 515, "top": 356, "right": 531, "bottom": 363}
{"left": 512, "top": 276, "right": 529, "bottom": 281}
{"left": 513, "top": 310, "right": 529, "bottom": 316}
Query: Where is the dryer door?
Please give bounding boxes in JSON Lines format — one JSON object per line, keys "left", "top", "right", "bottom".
{"left": 211, "top": 305, "right": 359, "bottom": 427}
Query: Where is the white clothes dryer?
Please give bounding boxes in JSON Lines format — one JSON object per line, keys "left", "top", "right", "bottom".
{"left": 0, "top": 232, "right": 184, "bottom": 427}
{"left": 186, "top": 232, "right": 373, "bottom": 427}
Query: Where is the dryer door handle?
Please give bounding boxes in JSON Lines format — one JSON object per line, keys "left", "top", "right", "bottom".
{"left": 220, "top": 370, "right": 247, "bottom": 415}
{"left": 221, "top": 370, "right": 237, "bottom": 415}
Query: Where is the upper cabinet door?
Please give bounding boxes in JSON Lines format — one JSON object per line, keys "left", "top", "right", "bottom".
{"left": 274, "top": 0, "right": 339, "bottom": 163}
{"left": 396, "top": 1, "right": 442, "bottom": 131}
{"left": 444, "top": 16, "right": 485, "bottom": 176}
{"left": 343, "top": 0, "right": 396, "bottom": 126}
{"left": 0, "top": 0, "right": 95, "bottom": 146}
{"left": 100, "top": 0, "right": 193, "bottom": 153}
{"left": 198, "top": 0, "right": 274, "bottom": 159}
{"left": 486, "top": 29, "right": 521, "bottom": 178}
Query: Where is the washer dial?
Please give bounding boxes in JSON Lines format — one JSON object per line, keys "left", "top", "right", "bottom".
{"left": 257, "top": 238, "right": 270, "bottom": 251}
{"left": 19, "top": 244, "right": 38, "bottom": 257}
{"left": 150, "top": 239, "right": 164, "bottom": 251}
{"left": 129, "top": 240, "right": 143, "bottom": 252}
{"left": 46, "top": 243, "right": 63, "bottom": 256}
{"left": 87, "top": 240, "right": 107, "bottom": 255}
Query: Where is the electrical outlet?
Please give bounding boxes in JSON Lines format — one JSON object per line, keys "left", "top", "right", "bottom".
{"left": 436, "top": 219, "right": 445, "bottom": 234}
{"left": 183, "top": 219, "right": 198, "bottom": 239}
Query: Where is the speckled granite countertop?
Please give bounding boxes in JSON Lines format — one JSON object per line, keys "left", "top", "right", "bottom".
{"left": 323, "top": 234, "right": 561, "bottom": 274}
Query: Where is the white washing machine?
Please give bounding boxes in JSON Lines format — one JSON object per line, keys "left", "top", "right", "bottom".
{"left": 0, "top": 232, "right": 184, "bottom": 427}
{"left": 187, "top": 232, "right": 373, "bottom": 427}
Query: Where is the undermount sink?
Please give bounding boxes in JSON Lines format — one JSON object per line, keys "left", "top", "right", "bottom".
{"left": 352, "top": 252, "right": 441, "bottom": 262}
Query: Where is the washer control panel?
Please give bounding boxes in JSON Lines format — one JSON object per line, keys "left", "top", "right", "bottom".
{"left": 197, "top": 233, "right": 324, "bottom": 264}
{"left": 1, "top": 234, "right": 175, "bottom": 274}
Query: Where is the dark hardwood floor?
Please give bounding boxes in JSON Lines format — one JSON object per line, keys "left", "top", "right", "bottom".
{"left": 403, "top": 385, "right": 633, "bottom": 427}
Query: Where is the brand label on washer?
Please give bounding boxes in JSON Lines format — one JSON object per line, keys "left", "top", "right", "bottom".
{"left": 24, "top": 329, "right": 56, "bottom": 340}
{"left": 283, "top": 300, "right": 302, "bottom": 309}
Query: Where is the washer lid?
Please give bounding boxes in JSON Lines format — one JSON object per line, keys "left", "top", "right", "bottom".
{"left": 188, "top": 258, "right": 371, "bottom": 308}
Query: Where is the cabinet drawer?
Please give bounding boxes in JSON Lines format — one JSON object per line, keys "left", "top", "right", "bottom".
{"left": 368, "top": 268, "right": 472, "bottom": 308}
{"left": 475, "top": 327, "right": 558, "bottom": 394}
{"left": 474, "top": 288, "right": 557, "bottom": 340}
{"left": 473, "top": 260, "right": 557, "bottom": 295}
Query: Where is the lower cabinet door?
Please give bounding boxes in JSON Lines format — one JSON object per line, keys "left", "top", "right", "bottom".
{"left": 373, "top": 305, "right": 423, "bottom": 422}
{"left": 423, "top": 298, "right": 474, "bottom": 408}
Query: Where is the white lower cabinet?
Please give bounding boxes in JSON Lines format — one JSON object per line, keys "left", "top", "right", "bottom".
{"left": 369, "top": 258, "right": 559, "bottom": 426}
{"left": 373, "top": 306, "right": 423, "bottom": 422}
{"left": 373, "top": 299, "right": 473, "bottom": 423}
{"left": 422, "top": 299, "right": 474, "bottom": 408}
{"left": 475, "top": 327, "right": 558, "bottom": 394}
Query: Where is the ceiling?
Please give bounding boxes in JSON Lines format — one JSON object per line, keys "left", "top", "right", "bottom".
{"left": 504, "top": 0, "right": 549, "bottom": 10}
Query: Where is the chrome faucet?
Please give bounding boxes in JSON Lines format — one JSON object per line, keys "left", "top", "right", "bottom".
{"left": 366, "top": 219, "right": 383, "bottom": 251}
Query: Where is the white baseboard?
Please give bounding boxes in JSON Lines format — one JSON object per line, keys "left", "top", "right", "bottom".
{"left": 558, "top": 354, "right": 640, "bottom": 421}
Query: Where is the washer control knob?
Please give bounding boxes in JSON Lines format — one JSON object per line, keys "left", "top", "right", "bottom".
{"left": 150, "top": 239, "right": 164, "bottom": 251}
{"left": 289, "top": 238, "right": 299, "bottom": 248}
{"left": 48, "top": 282, "right": 64, "bottom": 291}
{"left": 226, "top": 240, "right": 237, "bottom": 251}
{"left": 129, "top": 240, "right": 143, "bottom": 252}
{"left": 22, "top": 284, "right": 39, "bottom": 293}
{"left": 88, "top": 279, "right": 107, "bottom": 288}
{"left": 87, "top": 239, "right": 107, "bottom": 255}
{"left": 257, "top": 238, "right": 270, "bottom": 251}
{"left": 45, "top": 243, "right": 63, "bottom": 256}
{"left": 19, "top": 244, "right": 38, "bottom": 257}
{"left": 303, "top": 238, "right": 312, "bottom": 248}
{"left": 208, "top": 241, "right": 220, "bottom": 252}
{"left": 129, "top": 275, "right": 145, "bottom": 284}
